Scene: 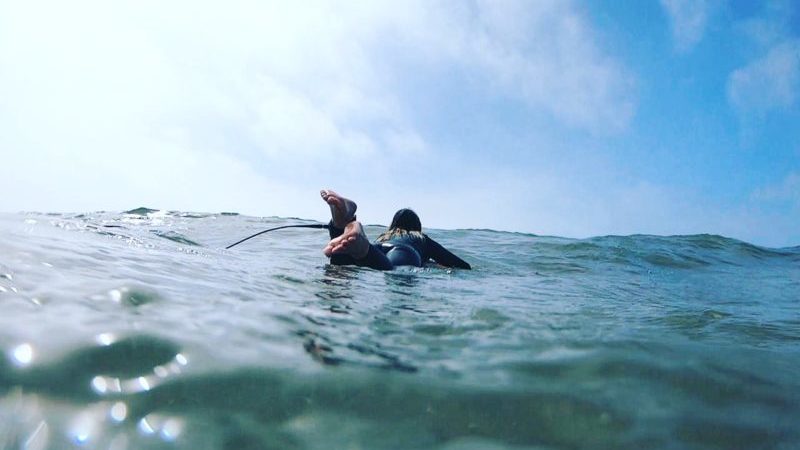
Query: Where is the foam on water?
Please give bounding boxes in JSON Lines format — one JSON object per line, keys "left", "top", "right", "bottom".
{"left": 0, "top": 211, "right": 798, "bottom": 449}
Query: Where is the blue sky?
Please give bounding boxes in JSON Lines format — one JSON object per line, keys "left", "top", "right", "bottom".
{"left": 1, "top": 0, "right": 798, "bottom": 247}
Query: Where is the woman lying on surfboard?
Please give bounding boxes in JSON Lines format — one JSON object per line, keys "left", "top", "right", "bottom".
{"left": 320, "top": 189, "right": 471, "bottom": 271}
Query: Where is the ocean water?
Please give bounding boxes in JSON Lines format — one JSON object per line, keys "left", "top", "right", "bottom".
{"left": 0, "top": 209, "right": 798, "bottom": 450}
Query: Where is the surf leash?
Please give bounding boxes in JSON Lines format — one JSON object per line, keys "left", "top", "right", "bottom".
{"left": 226, "top": 223, "right": 330, "bottom": 249}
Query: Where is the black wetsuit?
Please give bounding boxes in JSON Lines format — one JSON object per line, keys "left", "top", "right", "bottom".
{"left": 327, "top": 222, "right": 471, "bottom": 270}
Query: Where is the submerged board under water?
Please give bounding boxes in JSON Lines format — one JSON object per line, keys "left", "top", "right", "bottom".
{"left": 0, "top": 210, "right": 798, "bottom": 449}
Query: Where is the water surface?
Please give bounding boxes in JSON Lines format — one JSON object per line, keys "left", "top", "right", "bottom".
{"left": 1, "top": 211, "right": 798, "bottom": 449}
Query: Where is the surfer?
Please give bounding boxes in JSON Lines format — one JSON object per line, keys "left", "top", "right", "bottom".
{"left": 320, "top": 190, "right": 472, "bottom": 270}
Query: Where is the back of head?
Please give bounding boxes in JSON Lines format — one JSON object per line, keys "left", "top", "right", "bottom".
{"left": 389, "top": 208, "right": 421, "bottom": 232}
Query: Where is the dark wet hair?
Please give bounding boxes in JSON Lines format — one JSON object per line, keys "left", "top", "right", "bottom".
{"left": 389, "top": 208, "right": 421, "bottom": 232}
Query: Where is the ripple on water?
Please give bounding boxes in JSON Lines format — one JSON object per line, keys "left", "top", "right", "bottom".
{"left": 3, "top": 334, "right": 186, "bottom": 403}
{"left": 89, "top": 285, "right": 163, "bottom": 308}
{"left": 151, "top": 231, "right": 202, "bottom": 247}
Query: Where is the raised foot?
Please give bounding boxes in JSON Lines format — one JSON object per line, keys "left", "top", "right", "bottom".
{"left": 320, "top": 189, "right": 357, "bottom": 229}
{"left": 323, "top": 220, "right": 370, "bottom": 259}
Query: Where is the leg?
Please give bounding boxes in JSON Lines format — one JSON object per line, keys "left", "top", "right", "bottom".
{"left": 320, "top": 189, "right": 357, "bottom": 229}
{"left": 320, "top": 189, "right": 393, "bottom": 270}
{"left": 327, "top": 222, "right": 357, "bottom": 265}
{"left": 324, "top": 221, "right": 393, "bottom": 271}
{"left": 321, "top": 189, "right": 359, "bottom": 265}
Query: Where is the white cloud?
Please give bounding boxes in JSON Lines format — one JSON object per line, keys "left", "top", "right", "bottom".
{"left": 660, "top": 0, "right": 713, "bottom": 52}
{"left": 727, "top": 1, "right": 800, "bottom": 115}
{"left": 0, "top": 0, "right": 635, "bottom": 229}
{"left": 467, "top": 0, "right": 636, "bottom": 132}
{"left": 738, "top": 0, "right": 794, "bottom": 47}
{"left": 727, "top": 40, "right": 800, "bottom": 113}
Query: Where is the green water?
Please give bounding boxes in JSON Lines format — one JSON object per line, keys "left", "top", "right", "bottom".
{"left": 0, "top": 211, "right": 798, "bottom": 449}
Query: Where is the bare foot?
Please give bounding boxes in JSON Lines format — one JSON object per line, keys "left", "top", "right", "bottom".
{"left": 323, "top": 221, "right": 370, "bottom": 259}
{"left": 320, "top": 189, "right": 357, "bottom": 228}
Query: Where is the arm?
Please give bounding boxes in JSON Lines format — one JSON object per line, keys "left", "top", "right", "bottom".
{"left": 424, "top": 235, "right": 472, "bottom": 269}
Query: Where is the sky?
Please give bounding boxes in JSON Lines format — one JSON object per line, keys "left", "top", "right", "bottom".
{"left": 1, "top": 0, "right": 798, "bottom": 247}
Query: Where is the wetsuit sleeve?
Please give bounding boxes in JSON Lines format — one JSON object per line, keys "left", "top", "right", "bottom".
{"left": 424, "top": 235, "right": 472, "bottom": 269}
